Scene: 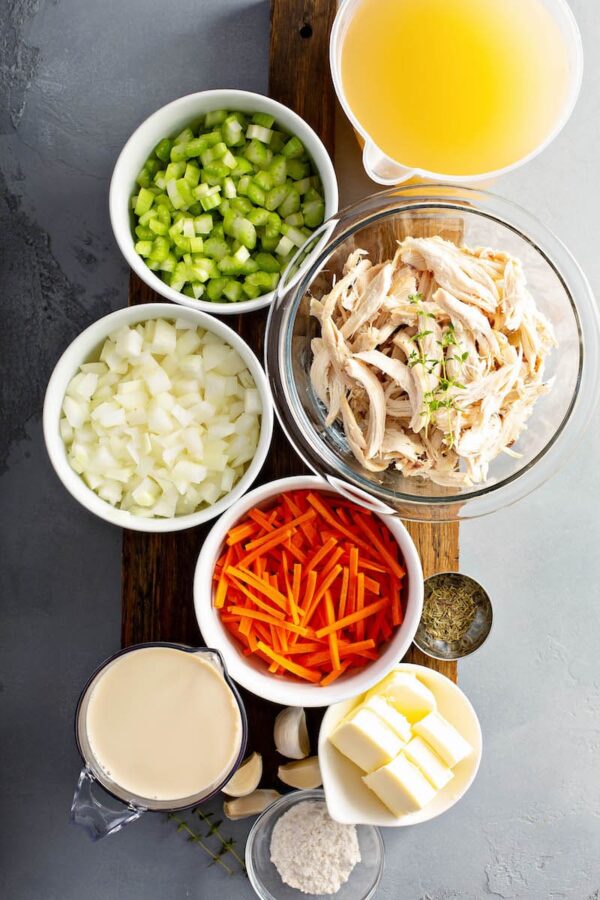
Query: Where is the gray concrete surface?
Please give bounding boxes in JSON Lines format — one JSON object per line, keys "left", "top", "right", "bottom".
{"left": 0, "top": 0, "right": 598, "bottom": 897}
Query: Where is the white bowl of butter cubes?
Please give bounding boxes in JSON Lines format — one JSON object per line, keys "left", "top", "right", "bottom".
{"left": 319, "top": 663, "right": 482, "bottom": 826}
{"left": 43, "top": 303, "right": 273, "bottom": 531}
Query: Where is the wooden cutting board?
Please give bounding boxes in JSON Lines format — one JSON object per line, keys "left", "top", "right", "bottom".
{"left": 122, "top": 0, "right": 458, "bottom": 788}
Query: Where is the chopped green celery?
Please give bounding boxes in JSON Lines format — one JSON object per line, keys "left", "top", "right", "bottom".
{"left": 223, "top": 279, "right": 243, "bottom": 302}
{"left": 203, "top": 237, "right": 229, "bottom": 260}
{"left": 193, "top": 183, "right": 220, "bottom": 199}
{"left": 175, "top": 126, "right": 194, "bottom": 144}
{"left": 281, "top": 224, "right": 305, "bottom": 247}
{"left": 189, "top": 236, "right": 204, "bottom": 253}
{"left": 188, "top": 202, "right": 203, "bottom": 216}
{"left": 170, "top": 144, "right": 188, "bottom": 163}
{"left": 176, "top": 178, "right": 195, "bottom": 207}
{"left": 276, "top": 235, "right": 294, "bottom": 256}
{"left": 253, "top": 170, "right": 273, "bottom": 191}
{"left": 285, "top": 212, "right": 304, "bottom": 227}
{"left": 278, "top": 187, "right": 300, "bottom": 218}
{"left": 205, "top": 109, "right": 228, "bottom": 128}
{"left": 212, "top": 222, "right": 225, "bottom": 239}
{"left": 183, "top": 252, "right": 193, "bottom": 264}
{"left": 182, "top": 284, "right": 195, "bottom": 298}
{"left": 184, "top": 164, "right": 200, "bottom": 186}
{"left": 294, "top": 177, "right": 312, "bottom": 195}
{"left": 155, "top": 204, "right": 172, "bottom": 223}
{"left": 234, "top": 245, "right": 250, "bottom": 264}
{"left": 240, "top": 258, "right": 259, "bottom": 274}
{"left": 233, "top": 215, "right": 257, "bottom": 250}
{"left": 168, "top": 219, "right": 184, "bottom": 239}
{"left": 135, "top": 225, "right": 153, "bottom": 240}
{"left": 150, "top": 236, "right": 170, "bottom": 262}
{"left": 200, "top": 192, "right": 222, "bottom": 212}
{"left": 146, "top": 259, "right": 161, "bottom": 271}
{"left": 245, "top": 271, "right": 279, "bottom": 291}
{"left": 138, "top": 206, "right": 157, "bottom": 226}
{"left": 252, "top": 112, "right": 276, "bottom": 129}
{"left": 269, "top": 132, "right": 286, "bottom": 153}
{"left": 223, "top": 116, "right": 245, "bottom": 147}
{"left": 149, "top": 218, "right": 168, "bottom": 236}
{"left": 265, "top": 211, "right": 282, "bottom": 238}
{"left": 173, "top": 233, "right": 192, "bottom": 254}
{"left": 218, "top": 199, "right": 230, "bottom": 217}
{"left": 248, "top": 207, "right": 270, "bottom": 227}
{"left": 191, "top": 283, "right": 205, "bottom": 299}
{"left": 303, "top": 199, "right": 325, "bottom": 227}
{"left": 160, "top": 254, "right": 177, "bottom": 273}
{"left": 202, "top": 130, "right": 224, "bottom": 147}
{"left": 136, "top": 167, "right": 151, "bottom": 189}
{"left": 231, "top": 156, "right": 253, "bottom": 176}
{"left": 135, "top": 240, "right": 153, "bottom": 257}
{"left": 153, "top": 172, "right": 167, "bottom": 190}
{"left": 206, "top": 277, "right": 228, "bottom": 301}
{"left": 194, "top": 213, "right": 213, "bottom": 234}
{"left": 154, "top": 138, "right": 172, "bottom": 162}
{"left": 265, "top": 185, "right": 288, "bottom": 211}
{"left": 201, "top": 163, "right": 229, "bottom": 184}
{"left": 260, "top": 233, "right": 279, "bottom": 252}
{"left": 282, "top": 136, "right": 305, "bottom": 159}
{"left": 286, "top": 158, "right": 309, "bottom": 180}
{"left": 165, "top": 161, "right": 186, "bottom": 181}
{"left": 245, "top": 139, "right": 272, "bottom": 169}
{"left": 222, "top": 150, "right": 237, "bottom": 169}
{"left": 231, "top": 197, "right": 252, "bottom": 215}
{"left": 242, "top": 280, "right": 261, "bottom": 299}
{"left": 246, "top": 124, "right": 273, "bottom": 144}
{"left": 254, "top": 252, "right": 281, "bottom": 273}
{"left": 237, "top": 175, "right": 251, "bottom": 196}
{"left": 146, "top": 158, "right": 160, "bottom": 176}
{"left": 190, "top": 257, "right": 219, "bottom": 281}
{"left": 247, "top": 182, "right": 266, "bottom": 206}
{"left": 304, "top": 186, "right": 323, "bottom": 203}
{"left": 185, "top": 137, "right": 208, "bottom": 158}
{"left": 223, "top": 177, "right": 237, "bottom": 199}
{"left": 217, "top": 255, "right": 243, "bottom": 275}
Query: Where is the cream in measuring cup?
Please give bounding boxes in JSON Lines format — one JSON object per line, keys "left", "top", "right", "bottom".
{"left": 72, "top": 644, "right": 246, "bottom": 839}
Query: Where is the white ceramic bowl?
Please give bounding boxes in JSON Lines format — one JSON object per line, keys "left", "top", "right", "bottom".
{"left": 109, "top": 90, "right": 339, "bottom": 316}
{"left": 43, "top": 303, "right": 273, "bottom": 532}
{"left": 318, "top": 663, "right": 482, "bottom": 826}
{"left": 194, "top": 476, "right": 424, "bottom": 707}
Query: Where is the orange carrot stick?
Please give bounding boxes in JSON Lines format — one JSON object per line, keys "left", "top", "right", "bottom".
{"left": 256, "top": 641, "right": 321, "bottom": 683}
{"left": 355, "top": 514, "right": 405, "bottom": 579}
{"left": 320, "top": 661, "right": 351, "bottom": 686}
{"left": 324, "top": 590, "right": 341, "bottom": 671}
{"left": 244, "top": 510, "right": 316, "bottom": 550}
{"left": 315, "top": 597, "right": 390, "bottom": 638}
{"left": 226, "top": 606, "right": 311, "bottom": 636}
{"left": 356, "top": 572, "right": 366, "bottom": 641}
{"left": 338, "top": 567, "right": 350, "bottom": 619}
{"left": 225, "top": 565, "right": 288, "bottom": 611}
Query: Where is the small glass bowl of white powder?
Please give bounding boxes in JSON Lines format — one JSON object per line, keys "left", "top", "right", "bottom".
{"left": 246, "top": 790, "right": 384, "bottom": 900}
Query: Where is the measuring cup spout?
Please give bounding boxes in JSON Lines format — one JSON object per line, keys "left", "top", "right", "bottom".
{"left": 362, "top": 140, "right": 417, "bottom": 185}
{"left": 71, "top": 766, "right": 146, "bottom": 840}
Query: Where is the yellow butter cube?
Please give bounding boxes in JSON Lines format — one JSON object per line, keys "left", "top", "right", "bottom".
{"left": 413, "top": 711, "right": 472, "bottom": 767}
{"left": 363, "top": 753, "right": 437, "bottom": 816}
{"left": 329, "top": 707, "right": 404, "bottom": 773}
{"left": 360, "top": 694, "right": 412, "bottom": 742}
{"left": 403, "top": 736, "right": 454, "bottom": 790}
{"left": 367, "top": 671, "right": 436, "bottom": 722}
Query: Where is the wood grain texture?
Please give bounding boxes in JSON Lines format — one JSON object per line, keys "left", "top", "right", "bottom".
{"left": 122, "top": 0, "right": 458, "bottom": 790}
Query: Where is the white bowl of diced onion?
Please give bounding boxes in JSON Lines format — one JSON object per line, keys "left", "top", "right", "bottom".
{"left": 109, "top": 89, "right": 338, "bottom": 315}
{"left": 43, "top": 303, "right": 273, "bottom": 532}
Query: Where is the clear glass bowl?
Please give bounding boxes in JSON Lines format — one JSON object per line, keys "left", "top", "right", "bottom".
{"left": 246, "top": 790, "right": 384, "bottom": 900}
{"left": 265, "top": 185, "right": 599, "bottom": 521}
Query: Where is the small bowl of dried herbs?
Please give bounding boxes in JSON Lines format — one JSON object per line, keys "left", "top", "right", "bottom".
{"left": 414, "top": 573, "right": 493, "bottom": 661}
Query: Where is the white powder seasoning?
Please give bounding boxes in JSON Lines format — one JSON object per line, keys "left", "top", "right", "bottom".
{"left": 270, "top": 800, "right": 361, "bottom": 895}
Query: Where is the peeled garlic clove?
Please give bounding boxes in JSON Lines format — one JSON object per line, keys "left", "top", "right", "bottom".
{"left": 274, "top": 706, "right": 310, "bottom": 759}
{"left": 223, "top": 789, "right": 280, "bottom": 820}
{"left": 277, "top": 756, "right": 322, "bottom": 790}
{"left": 222, "top": 752, "right": 263, "bottom": 797}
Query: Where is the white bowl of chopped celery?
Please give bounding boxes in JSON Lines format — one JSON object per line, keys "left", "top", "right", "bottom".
{"left": 43, "top": 303, "right": 273, "bottom": 532}
{"left": 110, "top": 90, "right": 338, "bottom": 315}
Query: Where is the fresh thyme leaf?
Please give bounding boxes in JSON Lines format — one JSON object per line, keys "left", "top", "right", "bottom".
{"left": 408, "top": 292, "right": 424, "bottom": 304}
{"left": 413, "top": 330, "right": 433, "bottom": 341}
{"left": 168, "top": 810, "right": 246, "bottom": 876}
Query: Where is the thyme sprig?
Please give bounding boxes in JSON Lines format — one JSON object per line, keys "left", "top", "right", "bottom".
{"left": 167, "top": 808, "right": 246, "bottom": 876}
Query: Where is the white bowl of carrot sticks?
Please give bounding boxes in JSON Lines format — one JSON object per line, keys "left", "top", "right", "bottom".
{"left": 194, "top": 475, "right": 423, "bottom": 706}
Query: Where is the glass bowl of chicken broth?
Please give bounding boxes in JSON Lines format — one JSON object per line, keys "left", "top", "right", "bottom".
{"left": 71, "top": 643, "right": 247, "bottom": 839}
{"left": 265, "top": 185, "right": 600, "bottom": 521}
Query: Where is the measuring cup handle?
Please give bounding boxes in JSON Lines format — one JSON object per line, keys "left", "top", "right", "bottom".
{"left": 362, "top": 140, "right": 417, "bottom": 186}
{"left": 71, "top": 766, "right": 146, "bottom": 840}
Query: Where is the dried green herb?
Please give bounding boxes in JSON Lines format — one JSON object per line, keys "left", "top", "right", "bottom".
{"left": 421, "top": 575, "right": 480, "bottom": 642}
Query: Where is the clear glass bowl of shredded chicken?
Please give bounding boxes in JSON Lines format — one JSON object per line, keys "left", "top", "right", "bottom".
{"left": 265, "top": 186, "right": 600, "bottom": 521}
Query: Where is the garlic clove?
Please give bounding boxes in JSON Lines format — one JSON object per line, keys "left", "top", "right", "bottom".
{"left": 277, "top": 756, "right": 322, "bottom": 790}
{"left": 274, "top": 706, "right": 310, "bottom": 760}
{"left": 223, "top": 789, "right": 280, "bottom": 820}
{"left": 222, "top": 752, "right": 263, "bottom": 797}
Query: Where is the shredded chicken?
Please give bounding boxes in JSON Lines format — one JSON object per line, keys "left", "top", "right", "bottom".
{"left": 309, "top": 236, "right": 557, "bottom": 488}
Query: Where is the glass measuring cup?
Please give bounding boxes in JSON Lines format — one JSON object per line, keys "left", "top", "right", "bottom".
{"left": 330, "top": 0, "right": 583, "bottom": 185}
{"left": 71, "top": 643, "right": 248, "bottom": 840}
